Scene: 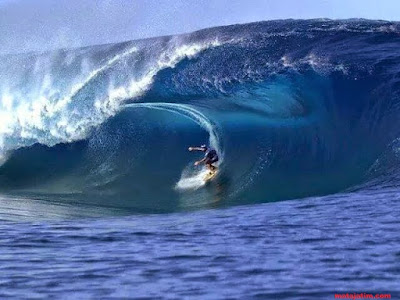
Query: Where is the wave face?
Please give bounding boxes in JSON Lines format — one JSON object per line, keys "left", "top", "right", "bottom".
{"left": 0, "top": 19, "right": 400, "bottom": 213}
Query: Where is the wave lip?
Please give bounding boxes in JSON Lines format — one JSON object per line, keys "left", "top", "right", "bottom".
{"left": 0, "top": 38, "right": 224, "bottom": 166}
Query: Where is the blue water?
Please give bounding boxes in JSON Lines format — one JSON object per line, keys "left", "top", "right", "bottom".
{"left": 1, "top": 189, "right": 399, "bottom": 298}
{"left": 0, "top": 19, "right": 400, "bottom": 298}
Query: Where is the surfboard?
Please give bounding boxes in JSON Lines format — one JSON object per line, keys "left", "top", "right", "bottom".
{"left": 204, "top": 169, "right": 218, "bottom": 182}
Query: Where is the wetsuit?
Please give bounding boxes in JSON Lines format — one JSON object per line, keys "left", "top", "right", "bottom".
{"left": 204, "top": 148, "right": 219, "bottom": 165}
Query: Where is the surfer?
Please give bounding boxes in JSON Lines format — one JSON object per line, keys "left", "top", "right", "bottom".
{"left": 188, "top": 144, "right": 219, "bottom": 171}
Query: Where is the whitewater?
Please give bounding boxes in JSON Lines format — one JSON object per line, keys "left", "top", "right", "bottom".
{"left": 0, "top": 19, "right": 399, "bottom": 298}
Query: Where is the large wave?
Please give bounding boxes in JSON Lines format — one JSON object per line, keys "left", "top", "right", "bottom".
{"left": 0, "top": 19, "right": 399, "bottom": 213}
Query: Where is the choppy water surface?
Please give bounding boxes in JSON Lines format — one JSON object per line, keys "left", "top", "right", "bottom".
{"left": 1, "top": 188, "right": 399, "bottom": 298}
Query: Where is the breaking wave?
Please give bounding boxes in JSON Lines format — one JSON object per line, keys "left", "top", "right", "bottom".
{"left": 0, "top": 19, "right": 399, "bottom": 213}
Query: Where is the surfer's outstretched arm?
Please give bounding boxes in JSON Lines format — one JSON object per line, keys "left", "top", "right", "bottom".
{"left": 188, "top": 146, "right": 206, "bottom": 152}
{"left": 194, "top": 157, "right": 207, "bottom": 166}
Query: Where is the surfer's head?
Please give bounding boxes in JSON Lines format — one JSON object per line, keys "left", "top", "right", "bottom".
{"left": 200, "top": 144, "right": 208, "bottom": 151}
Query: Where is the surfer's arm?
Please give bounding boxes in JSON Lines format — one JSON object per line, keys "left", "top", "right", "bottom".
{"left": 188, "top": 147, "right": 205, "bottom": 152}
{"left": 194, "top": 157, "right": 207, "bottom": 166}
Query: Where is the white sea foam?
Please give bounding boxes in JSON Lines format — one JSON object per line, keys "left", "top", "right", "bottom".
{"left": 280, "top": 53, "right": 349, "bottom": 75}
{"left": 100, "top": 39, "right": 222, "bottom": 111}
{"left": 175, "top": 167, "right": 211, "bottom": 190}
{"left": 0, "top": 39, "right": 223, "bottom": 165}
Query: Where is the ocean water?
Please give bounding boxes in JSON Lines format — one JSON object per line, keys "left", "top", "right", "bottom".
{"left": 0, "top": 19, "right": 400, "bottom": 298}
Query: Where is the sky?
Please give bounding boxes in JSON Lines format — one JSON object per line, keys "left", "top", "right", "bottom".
{"left": 0, "top": 0, "right": 399, "bottom": 55}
